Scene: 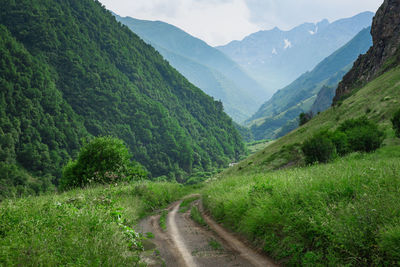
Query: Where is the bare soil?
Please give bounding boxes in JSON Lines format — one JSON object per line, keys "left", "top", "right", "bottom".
{"left": 137, "top": 196, "right": 277, "bottom": 267}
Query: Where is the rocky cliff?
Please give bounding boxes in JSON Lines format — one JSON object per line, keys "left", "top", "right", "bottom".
{"left": 333, "top": 0, "right": 400, "bottom": 103}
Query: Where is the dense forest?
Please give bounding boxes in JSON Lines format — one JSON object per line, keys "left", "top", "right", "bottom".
{"left": 0, "top": 0, "right": 246, "bottom": 197}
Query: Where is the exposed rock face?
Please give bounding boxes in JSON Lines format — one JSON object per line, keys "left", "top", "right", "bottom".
{"left": 333, "top": 0, "right": 400, "bottom": 103}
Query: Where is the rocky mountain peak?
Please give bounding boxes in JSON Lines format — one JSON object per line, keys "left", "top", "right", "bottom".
{"left": 333, "top": 0, "right": 400, "bottom": 103}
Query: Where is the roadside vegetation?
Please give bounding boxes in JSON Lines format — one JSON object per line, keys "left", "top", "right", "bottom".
{"left": 201, "top": 68, "right": 400, "bottom": 266}
{"left": 179, "top": 196, "right": 200, "bottom": 213}
{"left": 0, "top": 182, "right": 187, "bottom": 266}
{"left": 159, "top": 210, "right": 168, "bottom": 231}
{"left": 0, "top": 136, "right": 191, "bottom": 265}
{"left": 190, "top": 206, "right": 207, "bottom": 227}
{"left": 203, "top": 146, "right": 400, "bottom": 266}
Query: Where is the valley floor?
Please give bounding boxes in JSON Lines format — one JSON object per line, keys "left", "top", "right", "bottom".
{"left": 2, "top": 145, "right": 399, "bottom": 266}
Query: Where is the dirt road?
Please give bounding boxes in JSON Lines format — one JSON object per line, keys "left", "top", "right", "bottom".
{"left": 137, "top": 197, "right": 277, "bottom": 267}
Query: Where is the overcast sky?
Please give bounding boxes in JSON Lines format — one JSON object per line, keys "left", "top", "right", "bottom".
{"left": 99, "top": 0, "right": 384, "bottom": 46}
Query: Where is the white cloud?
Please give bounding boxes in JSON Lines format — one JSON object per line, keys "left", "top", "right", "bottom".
{"left": 283, "top": 39, "right": 292, "bottom": 49}
{"left": 99, "top": 0, "right": 383, "bottom": 46}
{"left": 272, "top": 48, "right": 277, "bottom": 55}
{"left": 100, "top": 0, "right": 260, "bottom": 46}
{"left": 245, "top": 0, "right": 383, "bottom": 31}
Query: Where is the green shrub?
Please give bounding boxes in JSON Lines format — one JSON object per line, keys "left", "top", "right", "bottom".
{"left": 0, "top": 163, "right": 54, "bottom": 200}
{"left": 299, "top": 111, "right": 313, "bottom": 126}
{"left": 378, "top": 225, "right": 400, "bottom": 264}
{"left": 392, "top": 109, "right": 400, "bottom": 138}
{"left": 328, "top": 130, "right": 349, "bottom": 156}
{"left": 338, "top": 117, "right": 385, "bottom": 152}
{"left": 301, "top": 131, "right": 337, "bottom": 164}
{"left": 60, "top": 137, "right": 148, "bottom": 190}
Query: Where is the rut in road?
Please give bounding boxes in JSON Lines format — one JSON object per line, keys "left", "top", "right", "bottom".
{"left": 137, "top": 197, "right": 277, "bottom": 267}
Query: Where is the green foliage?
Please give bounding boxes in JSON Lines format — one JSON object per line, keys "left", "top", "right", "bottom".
{"left": 159, "top": 210, "right": 168, "bottom": 231}
{"left": 60, "top": 137, "right": 148, "bottom": 190}
{"left": 234, "top": 122, "right": 254, "bottom": 143}
{"left": 378, "top": 224, "right": 400, "bottom": 264}
{"left": 0, "top": 163, "right": 54, "bottom": 201}
{"left": 132, "top": 182, "right": 186, "bottom": 213}
{"left": 0, "top": 25, "right": 87, "bottom": 192}
{"left": 0, "top": 0, "right": 246, "bottom": 188}
{"left": 392, "top": 109, "right": 400, "bottom": 138}
{"left": 0, "top": 182, "right": 187, "bottom": 265}
{"left": 203, "top": 146, "right": 400, "bottom": 266}
{"left": 179, "top": 196, "right": 199, "bottom": 213}
{"left": 301, "top": 131, "right": 337, "bottom": 164}
{"left": 299, "top": 111, "right": 313, "bottom": 126}
{"left": 208, "top": 239, "right": 223, "bottom": 250}
{"left": 116, "top": 16, "right": 267, "bottom": 123}
{"left": 338, "top": 116, "right": 385, "bottom": 153}
{"left": 302, "top": 117, "right": 384, "bottom": 164}
{"left": 190, "top": 206, "right": 207, "bottom": 227}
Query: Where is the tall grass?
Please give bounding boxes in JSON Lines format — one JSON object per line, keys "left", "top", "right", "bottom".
{"left": 0, "top": 182, "right": 187, "bottom": 266}
{"left": 203, "top": 146, "right": 400, "bottom": 266}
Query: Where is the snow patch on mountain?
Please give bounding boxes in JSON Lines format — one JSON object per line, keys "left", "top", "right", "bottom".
{"left": 284, "top": 39, "right": 292, "bottom": 49}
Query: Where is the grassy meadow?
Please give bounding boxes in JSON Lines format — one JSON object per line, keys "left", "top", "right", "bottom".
{"left": 228, "top": 66, "right": 400, "bottom": 175}
{"left": 203, "top": 146, "right": 400, "bottom": 266}
{"left": 0, "top": 182, "right": 188, "bottom": 266}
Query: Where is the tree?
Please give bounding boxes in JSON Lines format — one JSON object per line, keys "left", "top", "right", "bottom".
{"left": 299, "top": 111, "right": 313, "bottom": 126}
{"left": 60, "top": 136, "right": 148, "bottom": 190}
{"left": 392, "top": 108, "right": 400, "bottom": 138}
{"left": 301, "top": 131, "right": 337, "bottom": 164}
{"left": 338, "top": 116, "right": 384, "bottom": 153}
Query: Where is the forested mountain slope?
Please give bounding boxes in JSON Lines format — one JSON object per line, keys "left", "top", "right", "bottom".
{"left": 246, "top": 27, "right": 373, "bottom": 140}
{"left": 0, "top": 0, "right": 246, "bottom": 189}
{"left": 217, "top": 12, "right": 374, "bottom": 96}
{"left": 0, "top": 25, "right": 88, "bottom": 195}
{"left": 114, "top": 15, "right": 268, "bottom": 123}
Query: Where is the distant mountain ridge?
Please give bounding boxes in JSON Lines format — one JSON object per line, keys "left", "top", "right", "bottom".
{"left": 217, "top": 12, "right": 374, "bottom": 96}
{"left": 246, "top": 27, "right": 373, "bottom": 140}
{"left": 115, "top": 15, "right": 268, "bottom": 123}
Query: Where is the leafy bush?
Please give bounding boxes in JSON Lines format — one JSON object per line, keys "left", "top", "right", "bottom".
{"left": 338, "top": 116, "right": 385, "bottom": 152}
{"left": 0, "top": 163, "right": 54, "bottom": 201}
{"left": 328, "top": 130, "right": 349, "bottom": 156}
{"left": 60, "top": 137, "right": 148, "bottom": 190}
{"left": 299, "top": 111, "right": 314, "bottom": 126}
{"left": 301, "top": 131, "right": 337, "bottom": 164}
{"left": 392, "top": 109, "right": 400, "bottom": 138}
{"left": 301, "top": 117, "right": 384, "bottom": 165}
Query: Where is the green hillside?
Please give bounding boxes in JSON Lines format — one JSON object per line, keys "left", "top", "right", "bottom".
{"left": 202, "top": 56, "right": 400, "bottom": 267}
{"left": 247, "top": 27, "right": 373, "bottom": 140}
{"left": 114, "top": 16, "right": 268, "bottom": 123}
{"left": 204, "top": 146, "right": 400, "bottom": 266}
{"left": 231, "top": 66, "right": 400, "bottom": 174}
{"left": 202, "top": 2, "right": 400, "bottom": 263}
{"left": 0, "top": 0, "right": 246, "bottom": 194}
